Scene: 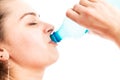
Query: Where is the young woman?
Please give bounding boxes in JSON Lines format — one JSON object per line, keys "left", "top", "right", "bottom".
{"left": 1, "top": 0, "right": 120, "bottom": 80}
{"left": 0, "top": 0, "right": 59, "bottom": 80}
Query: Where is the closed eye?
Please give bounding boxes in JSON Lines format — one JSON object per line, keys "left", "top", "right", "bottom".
{"left": 28, "top": 22, "right": 38, "bottom": 25}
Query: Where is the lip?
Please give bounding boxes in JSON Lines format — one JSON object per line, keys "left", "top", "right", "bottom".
{"left": 49, "top": 40, "right": 58, "bottom": 46}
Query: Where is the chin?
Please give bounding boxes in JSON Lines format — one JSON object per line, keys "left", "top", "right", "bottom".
{"left": 47, "top": 51, "right": 59, "bottom": 66}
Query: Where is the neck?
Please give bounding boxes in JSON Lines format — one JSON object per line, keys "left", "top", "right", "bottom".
{"left": 9, "top": 61, "right": 45, "bottom": 80}
{"left": 14, "top": 69, "right": 44, "bottom": 80}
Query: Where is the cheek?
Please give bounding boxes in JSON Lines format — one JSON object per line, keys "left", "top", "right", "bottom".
{"left": 20, "top": 31, "right": 50, "bottom": 56}
{"left": 8, "top": 31, "right": 57, "bottom": 68}
{"left": 13, "top": 32, "right": 47, "bottom": 57}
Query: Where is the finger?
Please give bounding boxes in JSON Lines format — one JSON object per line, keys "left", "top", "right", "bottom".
{"left": 89, "top": 0, "right": 97, "bottom": 2}
{"left": 66, "top": 9, "right": 99, "bottom": 32}
{"left": 72, "top": 4, "right": 87, "bottom": 15}
{"left": 66, "top": 9, "right": 80, "bottom": 22}
{"left": 80, "top": 0, "right": 93, "bottom": 7}
{"left": 66, "top": 9, "right": 82, "bottom": 24}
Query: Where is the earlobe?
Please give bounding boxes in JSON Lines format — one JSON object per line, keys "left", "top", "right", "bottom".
{"left": 0, "top": 48, "right": 9, "bottom": 61}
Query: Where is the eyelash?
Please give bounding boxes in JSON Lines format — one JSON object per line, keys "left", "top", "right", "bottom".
{"left": 28, "top": 22, "right": 38, "bottom": 26}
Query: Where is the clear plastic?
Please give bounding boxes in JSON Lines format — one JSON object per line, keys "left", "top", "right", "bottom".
{"left": 50, "top": 17, "right": 89, "bottom": 43}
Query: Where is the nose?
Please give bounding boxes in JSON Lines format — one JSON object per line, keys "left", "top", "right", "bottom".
{"left": 44, "top": 23, "right": 54, "bottom": 34}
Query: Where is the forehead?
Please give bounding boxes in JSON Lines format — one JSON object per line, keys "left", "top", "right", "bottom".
{"left": 3, "top": 0, "right": 37, "bottom": 30}
{"left": 5, "top": 0, "right": 36, "bottom": 17}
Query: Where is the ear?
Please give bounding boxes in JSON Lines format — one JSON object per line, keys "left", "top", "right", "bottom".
{"left": 0, "top": 48, "right": 9, "bottom": 61}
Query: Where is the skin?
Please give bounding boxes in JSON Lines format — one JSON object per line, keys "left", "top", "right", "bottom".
{"left": 66, "top": 0, "right": 120, "bottom": 47}
{"left": 0, "top": 0, "right": 59, "bottom": 80}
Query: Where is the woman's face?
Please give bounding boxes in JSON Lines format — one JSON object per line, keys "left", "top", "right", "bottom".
{"left": 3, "top": 0, "right": 59, "bottom": 69}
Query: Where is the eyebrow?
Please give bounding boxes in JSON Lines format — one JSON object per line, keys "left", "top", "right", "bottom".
{"left": 19, "top": 12, "right": 40, "bottom": 20}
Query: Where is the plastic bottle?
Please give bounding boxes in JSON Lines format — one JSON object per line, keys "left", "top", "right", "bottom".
{"left": 50, "top": 17, "right": 89, "bottom": 43}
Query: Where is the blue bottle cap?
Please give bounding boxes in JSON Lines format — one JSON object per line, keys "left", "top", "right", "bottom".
{"left": 50, "top": 32, "right": 62, "bottom": 43}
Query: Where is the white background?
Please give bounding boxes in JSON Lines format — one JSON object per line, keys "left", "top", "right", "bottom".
{"left": 24, "top": 0, "right": 120, "bottom": 80}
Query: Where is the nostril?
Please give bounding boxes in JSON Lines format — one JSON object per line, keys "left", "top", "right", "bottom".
{"left": 44, "top": 23, "right": 54, "bottom": 33}
{"left": 47, "top": 25, "right": 54, "bottom": 33}
{"left": 48, "top": 28, "right": 54, "bottom": 33}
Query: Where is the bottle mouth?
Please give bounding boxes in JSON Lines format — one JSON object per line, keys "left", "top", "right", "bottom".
{"left": 50, "top": 32, "right": 62, "bottom": 43}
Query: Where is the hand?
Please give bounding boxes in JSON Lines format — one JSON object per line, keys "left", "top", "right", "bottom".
{"left": 66, "top": 0, "right": 120, "bottom": 47}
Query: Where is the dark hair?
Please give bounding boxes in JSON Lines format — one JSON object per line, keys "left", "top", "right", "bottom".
{"left": 0, "top": 61, "right": 9, "bottom": 80}
{"left": 0, "top": 1, "right": 6, "bottom": 42}
{"left": 0, "top": 0, "right": 9, "bottom": 80}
